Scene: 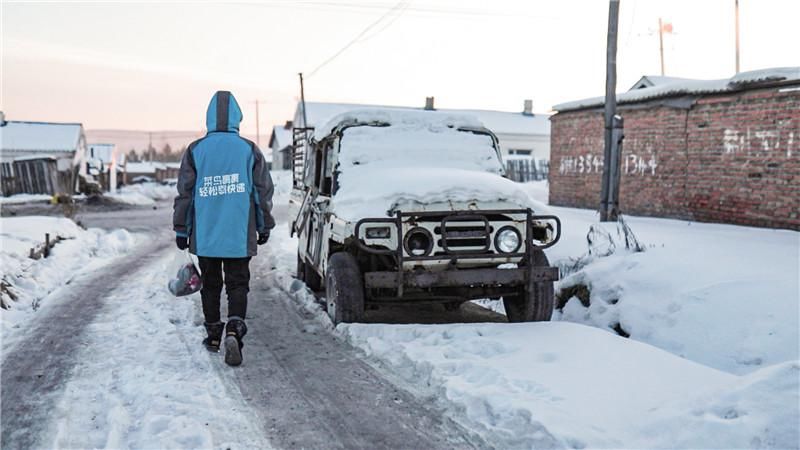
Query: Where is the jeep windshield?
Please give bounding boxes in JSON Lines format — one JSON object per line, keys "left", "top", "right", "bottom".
{"left": 336, "top": 122, "right": 504, "bottom": 175}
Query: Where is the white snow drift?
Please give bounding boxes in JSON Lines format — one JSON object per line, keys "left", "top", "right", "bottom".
{"left": 105, "top": 182, "right": 177, "bottom": 206}
{"left": 0, "top": 216, "right": 135, "bottom": 346}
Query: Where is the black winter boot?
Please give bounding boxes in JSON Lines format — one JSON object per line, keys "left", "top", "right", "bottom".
{"left": 203, "top": 321, "right": 225, "bottom": 352}
{"left": 224, "top": 317, "right": 248, "bottom": 367}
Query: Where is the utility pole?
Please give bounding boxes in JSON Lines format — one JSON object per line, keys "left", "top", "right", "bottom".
{"left": 658, "top": 17, "right": 665, "bottom": 76}
{"left": 252, "top": 100, "right": 266, "bottom": 148}
{"left": 735, "top": 0, "right": 740, "bottom": 73}
{"left": 600, "top": 0, "right": 624, "bottom": 222}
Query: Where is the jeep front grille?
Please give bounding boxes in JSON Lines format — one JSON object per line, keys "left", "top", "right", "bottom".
{"left": 435, "top": 217, "right": 493, "bottom": 254}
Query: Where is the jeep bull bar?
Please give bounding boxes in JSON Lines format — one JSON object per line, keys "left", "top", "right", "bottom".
{"left": 353, "top": 209, "right": 561, "bottom": 298}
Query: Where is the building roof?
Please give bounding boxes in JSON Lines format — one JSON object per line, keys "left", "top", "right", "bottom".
{"left": 0, "top": 120, "right": 84, "bottom": 152}
{"left": 269, "top": 125, "right": 293, "bottom": 150}
{"left": 629, "top": 75, "right": 695, "bottom": 90}
{"left": 554, "top": 67, "right": 800, "bottom": 113}
{"left": 294, "top": 101, "right": 550, "bottom": 137}
{"left": 125, "top": 161, "right": 162, "bottom": 174}
{"left": 88, "top": 143, "right": 115, "bottom": 161}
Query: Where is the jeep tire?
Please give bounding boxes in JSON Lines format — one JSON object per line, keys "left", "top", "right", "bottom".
{"left": 503, "top": 250, "right": 555, "bottom": 322}
{"left": 296, "top": 253, "right": 306, "bottom": 281}
{"left": 297, "top": 252, "right": 323, "bottom": 291}
{"left": 325, "top": 252, "right": 365, "bottom": 325}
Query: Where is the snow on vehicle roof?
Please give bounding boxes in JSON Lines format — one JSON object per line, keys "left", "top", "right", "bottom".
{"left": 554, "top": 67, "right": 800, "bottom": 112}
{"left": 0, "top": 121, "right": 83, "bottom": 152}
{"left": 313, "top": 107, "right": 486, "bottom": 139}
{"left": 295, "top": 101, "right": 550, "bottom": 137}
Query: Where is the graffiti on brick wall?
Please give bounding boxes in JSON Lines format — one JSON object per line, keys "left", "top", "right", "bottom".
{"left": 724, "top": 128, "right": 797, "bottom": 158}
{"left": 624, "top": 153, "right": 658, "bottom": 175}
{"left": 559, "top": 152, "right": 658, "bottom": 176}
{"left": 558, "top": 153, "right": 603, "bottom": 175}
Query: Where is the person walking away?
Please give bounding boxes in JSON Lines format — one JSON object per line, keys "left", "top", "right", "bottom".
{"left": 173, "top": 90, "right": 275, "bottom": 366}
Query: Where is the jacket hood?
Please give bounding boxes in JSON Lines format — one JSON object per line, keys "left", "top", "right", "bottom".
{"left": 206, "top": 91, "right": 243, "bottom": 133}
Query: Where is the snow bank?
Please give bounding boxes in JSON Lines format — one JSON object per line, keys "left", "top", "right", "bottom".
{"left": 48, "top": 252, "right": 270, "bottom": 450}
{"left": 340, "top": 322, "right": 798, "bottom": 449}
{"left": 106, "top": 182, "right": 176, "bottom": 205}
{"left": 550, "top": 208, "right": 800, "bottom": 375}
{"left": 0, "top": 193, "right": 53, "bottom": 205}
{"left": 1, "top": 216, "right": 135, "bottom": 343}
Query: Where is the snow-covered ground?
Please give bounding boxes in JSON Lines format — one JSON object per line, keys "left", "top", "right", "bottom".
{"left": 48, "top": 252, "right": 271, "bottom": 450}
{"left": 0, "top": 216, "right": 135, "bottom": 348}
{"left": 105, "top": 182, "right": 177, "bottom": 206}
{"left": 272, "top": 175, "right": 799, "bottom": 449}
{"left": 0, "top": 193, "right": 53, "bottom": 205}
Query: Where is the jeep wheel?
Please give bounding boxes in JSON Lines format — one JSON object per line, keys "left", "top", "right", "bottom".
{"left": 304, "top": 263, "right": 323, "bottom": 292}
{"left": 296, "top": 253, "right": 306, "bottom": 281}
{"left": 503, "top": 250, "right": 555, "bottom": 322}
{"left": 325, "top": 252, "right": 365, "bottom": 325}
{"left": 297, "top": 252, "right": 323, "bottom": 291}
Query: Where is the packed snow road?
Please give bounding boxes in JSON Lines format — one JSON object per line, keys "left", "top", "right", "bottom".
{"left": 1, "top": 202, "right": 489, "bottom": 449}
{"left": 2, "top": 178, "right": 797, "bottom": 449}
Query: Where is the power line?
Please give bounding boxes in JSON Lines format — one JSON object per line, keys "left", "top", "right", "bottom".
{"left": 306, "top": 0, "right": 408, "bottom": 78}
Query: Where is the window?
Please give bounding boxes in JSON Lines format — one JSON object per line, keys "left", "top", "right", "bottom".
{"left": 508, "top": 149, "right": 532, "bottom": 156}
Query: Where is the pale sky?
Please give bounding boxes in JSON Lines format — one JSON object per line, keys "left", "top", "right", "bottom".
{"left": 2, "top": 0, "right": 798, "bottom": 136}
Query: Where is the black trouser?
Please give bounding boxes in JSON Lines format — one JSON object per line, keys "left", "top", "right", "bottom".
{"left": 198, "top": 256, "right": 251, "bottom": 324}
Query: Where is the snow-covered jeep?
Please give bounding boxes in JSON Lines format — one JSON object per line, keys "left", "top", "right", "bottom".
{"left": 289, "top": 109, "right": 561, "bottom": 324}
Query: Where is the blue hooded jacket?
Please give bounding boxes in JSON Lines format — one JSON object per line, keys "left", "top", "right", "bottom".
{"left": 173, "top": 91, "right": 275, "bottom": 257}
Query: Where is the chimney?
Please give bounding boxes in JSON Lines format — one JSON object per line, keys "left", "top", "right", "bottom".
{"left": 424, "top": 97, "right": 435, "bottom": 111}
{"left": 523, "top": 100, "right": 533, "bottom": 116}
{"left": 0, "top": 111, "right": 5, "bottom": 126}
{"left": 284, "top": 120, "right": 293, "bottom": 129}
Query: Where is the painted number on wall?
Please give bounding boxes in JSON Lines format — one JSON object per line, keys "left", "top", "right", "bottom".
{"left": 559, "top": 153, "right": 657, "bottom": 176}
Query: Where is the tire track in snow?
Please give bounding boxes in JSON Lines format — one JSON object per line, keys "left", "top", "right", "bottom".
{"left": 227, "top": 253, "right": 488, "bottom": 450}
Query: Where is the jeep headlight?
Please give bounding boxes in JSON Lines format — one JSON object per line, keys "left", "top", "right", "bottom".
{"left": 365, "top": 226, "right": 391, "bottom": 239}
{"left": 404, "top": 227, "right": 433, "bottom": 256}
{"left": 494, "top": 226, "right": 521, "bottom": 254}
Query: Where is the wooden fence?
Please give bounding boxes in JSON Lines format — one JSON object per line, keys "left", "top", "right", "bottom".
{"left": 506, "top": 159, "right": 549, "bottom": 182}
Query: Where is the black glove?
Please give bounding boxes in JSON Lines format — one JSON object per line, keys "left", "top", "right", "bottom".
{"left": 176, "top": 235, "right": 188, "bottom": 250}
{"left": 257, "top": 231, "right": 270, "bottom": 245}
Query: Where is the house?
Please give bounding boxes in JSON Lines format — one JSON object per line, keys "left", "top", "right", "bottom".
{"left": 287, "top": 99, "right": 552, "bottom": 181}
{"left": 123, "top": 161, "right": 181, "bottom": 184}
{"left": 0, "top": 112, "right": 87, "bottom": 196}
{"left": 548, "top": 67, "right": 800, "bottom": 230}
{"left": 88, "top": 143, "right": 125, "bottom": 192}
{"left": 156, "top": 162, "right": 181, "bottom": 182}
{"left": 269, "top": 121, "right": 294, "bottom": 170}
{"left": 124, "top": 161, "right": 159, "bottom": 184}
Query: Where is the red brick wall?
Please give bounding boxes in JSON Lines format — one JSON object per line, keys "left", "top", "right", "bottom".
{"left": 549, "top": 86, "right": 800, "bottom": 230}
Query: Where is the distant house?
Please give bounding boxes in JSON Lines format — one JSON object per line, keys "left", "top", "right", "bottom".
{"left": 156, "top": 162, "right": 181, "bottom": 182}
{"left": 289, "top": 99, "right": 551, "bottom": 181}
{"left": 124, "top": 161, "right": 159, "bottom": 184}
{"left": 88, "top": 143, "right": 125, "bottom": 191}
{"left": 269, "top": 121, "right": 294, "bottom": 170}
{"left": 123, "top": 161, "right": 180, "bottom": 184}
{"left": 0, "top": 112, "right": 87, "bottom": 196}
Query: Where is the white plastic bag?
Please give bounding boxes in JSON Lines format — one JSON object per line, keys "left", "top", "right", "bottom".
{"left": 167, "top": 250, "right": 202, "bottom": 297}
